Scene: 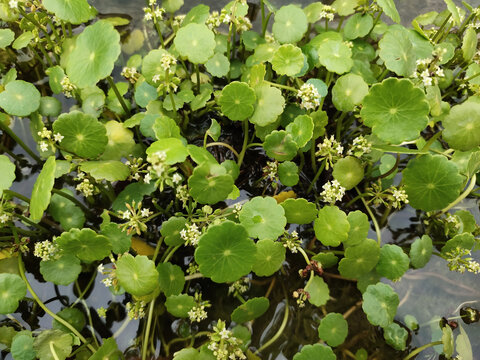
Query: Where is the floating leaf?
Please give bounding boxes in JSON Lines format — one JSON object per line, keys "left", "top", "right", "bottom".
{"left": 0, "top": 273, "right": 26, "bottom": 314}
{"left": 231, "top": 297, "right": 269, "bottom": 323}
{"left": 250, "top": 85, "right": 285, "bottom": 126}
{"left": 441, "top": 233, "right": 475, "bottom": 255}
{"left": 317, "top": 313, "right": 348, "bottom": 347}
{"left": 376, "top": 0, "right": 401, "bottom": 23}
{"left": 362, "top": 283, "right": 399, "bottom": 328}
{"left": 53, "top": 111, "right": 108, "bottom": 159}
{"left": 165, "top": 294, "right": 195, "bottom": 318}
{"left": 0, "top": 155, "right": 15, "bottom": 197}
{"left": 33, "top": 330, "right": 73, "bottom": 360}
{"left": 30, "top": 156, "right": 56, "bottom": 223}
{"left": 285, "top": 115, "right": 314, "bottom": 149}
{"left": 272, "top": 5, "right": 308, "bottom": 44}
{"left": 343, "top": 13, "right": 374, "bottom": 40}
{"left": 314, "top": 206, "right": 349, "bottom": 247}
{"left": 263, "top": 130, "right": 298, "bottom": 162}
{"left": 403, "top": 154, "right": 463, "bottom": 211}
{"left": 361, "top": 78, "right": 430, "bottom": 144}
{"left": 278, "top": 161, "right": 299, "bottom": 186}
{"left": 195, "top": 221, "right": 256, "bottom": 283}
{"left": 218, "top": 81, "right": 256, "bottom": 121}
{"left": 39, "top": 96, "right": 62, "bottom": 117}
{"left": 40, "top": 254, "right": 82, "bottom": 286}
{"left": 312, "top": 252, "right": 338, "bottom": 268}
{"left": 43, "top": 0, "right": 96, "bottom": 24}
{"left": 384, "top": 323, "right": 408, "bottom": 350}
{"left": 338, "top": 239, "right": 380, "bottom": 279}
{"left": 271, "top": 44, "right": 304, "bottom": 76}
{"left": 443, "top": 101, "right": 480, "bottom": 151}
{"left": 116, "top": 254, "right": 159, "bottom": 296}
{"left": 206, "top": 53, "right": 230, "bottom": 78}
{"left": 157, "top": 262, "right": 185, "bottom": 297}
{"left": 79, "top": 161, "right": 129, "bottom": 182}
{"left": 376, "top": 244, "right": 409, "bottom": 281}
{"left": 318, "top": 40, "right": 353, "bottom": 74}
{"left": 378, "top": 26, "right": 415, "bottom": 77}
{"left": 281, "top": 198, "right": 317, "bottom": 224}
{"left": 11, "top": 331, "right": 35, "bottom": 360}
{"left": 332, "top": 156, "right": 364, "bottom": 190}
{"left": 174, "top": 23, "right": 215, "bottom": 64}
{"left": 239, "top": 196, "right": 287, "bottom": 240}
{"left": 52, "top": 308, "right": 85, "bottom": 333}
{"left": 305, "top": 276, "right": 330, "bottom": 306}
{"left": 345, "top": 211, "right": 369, "bottom": 246}
{"left": 332, "top": 73, "right": 368, "bottom": 112}
{"left": 293, "top": 344, "right": 336, "bottom": 360}
{"left": 146, "top": 138, "right": 188, "bottom": 165}
{"left": 56, "top": 228, "right": 111, "bottom": 262}
{"left": 409, "top": 235, "right": 433, "bottom": 269}
{"left": 0, "top": 80, "right": 40, "bottom": 117}
{"left": 66, "top": 21, "right": 120, "bottom": 88}
{"left": 188, "top": 162, "right": 234, "bottom": 204}
{"left": 252, "top": 239, "right": 286, "bottom": 276}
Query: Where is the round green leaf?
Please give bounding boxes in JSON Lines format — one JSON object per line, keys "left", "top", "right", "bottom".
{"left": 0, "top": 80, "right": 40, "bottom": 117}
{"left": 12, "top": 31, "right": 34, "bottom": 50}
{"left": 252, "top": 239, "right": 286, "bottom": 276}
{"left": 311, "top": 252, "right": 338, "bottom": 268}
{"left": 33, "top": 330, "right": 73, "bottom": 360}
{"left": 338, "top": 239, "right": 380, "bottom": 279}
{"left": 403, "top": 154, "right": 463, "bottom": 211}
{"left": 376, "top": 244, "right": 410, "bottom": 281}
{"left": 409, "top": 235, "right": 433, "bottom": 269}
{"left": 263, "top": 130, "right": 298, "bottom": 162}
{"left": 142, "top": 49, "right": 170, "bottom": 85}
{"left": 314, "top": 206, "right": 350, "bottom": 247}
{"left": 384, "top": 323, "right": 408, "bottom": 351}
{"left": 250, "top": 85, "right": 285, "bottom": 126}
{"left": 53, "top": 111, "right": 108, "bottom": 158}
{"left": 43, "top": 0, "right": 96, "bottom": 24}
{"left": 173, "top": 349, "right": 198, "bottom": 360}
{"left": 343, "top": 13, "right": 374, "bottom": 40}
{"left": 161, "top": 217, "right": 187, "bottom": 246}
{"left": 100, "top": 223, "right": 132, "bottom": 255}
{"left": 195, "top": 221, "right": 256, "bottom": 283}
{"left": 278, "top": 161, "right": 299, "bottom": 187}
{"left": 272, "top": 5, "right": 308, "bottom": 44}
{"left": 318, "top": 313, "right": 348, "bottom": 347}
{"left": 271, "top": 44, "right": 304, "bottom": 76}
{"left": 49, "top": 190, "right": 86, "bottom": 230}
{"left": 182, "top": 4, "right": 210, "bottom": 25}
{"left": 157, "top": 262, "right": 185, "bottom": 297}
{"left": 187, "top": 144, "right": 217, "bottom": 165}
{"left": 443, "top": 101, "right": 480, "bottom": 151}
{"left": 285, "top": 114, "right": 314, "bottom": 149}
{"left": 281, "top": 198, "right": 317, "bottom": 224}
{"left": 293, "top": 344, "right": 335, "bottom": 360}
{"left": 11, "top": 332, "right": 35, "bottom": 360}
{"left": 231, "top": 297, "right": 269, "bottom": 323}
{"left": 239, "top": 196, "right": 287, "bottom": 240}
{"left": 116, "top": 254, "right": 159, "bottom": 296}
{"left": 345, "top": 210, "right": 370, "bottom": 246}
{"left": 318, "top": 40, "right": 353, "bottom": 74}
{"left": 0, "top": 28, "right": 14, "bottom": 48}
{"left": 165, "top": 294, "right": 195, "bottom": 318}
{"left": 174, "top": 23, "right": 215, "bottom": 64}
{"left": 40, "top": 254, "right": 82, "bottom": 286}
{"left": 362, "top": 283, "right": 399, "bottom": 328}
{"left": 332, "top": 156, "right": 364, "bottom": 190}
{"left": 30, "top": 156, "right": 56, "bottom": 223}
{"left": 0, "top": 154, "right": 15, "bottom": 197}
{"left": 378, "top": 26, "right": 416, "bottom": 77}
{"left": 146, "top": 138, "right": 188, "bottom": 165}
{"left": 206, "top": 53, "right": 230, "bottom": 78}
{"left": 79, "top": 161, "right": 129, "bottom": 182}
{"left": 153, "top": 116, "right": 182, "bottom": 140}
{"left": 360, "top": 78, "right": 430, "bottom": 144}
{"left": 66, "top": 21, "right": 121, "bottom": 88}
{"left": 39, "top": 96, "right": 62, "bottom": 117}
{"left": 52, "top": 308, "right": 85, "bottom": 333}
{"left": 56, "top": 228, "right": 111, "bottom": 262}
{"left": 441, "top": 232, "right": 475, "bottom": 255}
{"left": 0, "top": 273, "right": 26, "bottom": 314}
{"left": 135, "top": 81, "right": 158, "bottom": 108}
{"left": 305, "top": 276, "right": 330, "bottom": 307}
{"left": 218, "top": 81, "right": 256, "bottom": 121}
{"left": 188, "top": 162, "right": 234, "bottom": 205}
{"left": 332, "top": 73, "right": 368, "bottom": 112}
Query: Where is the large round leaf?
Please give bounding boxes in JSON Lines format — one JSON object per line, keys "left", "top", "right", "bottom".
{"left": 218, "top": 81, "right": 256, "bottom": 121}
{"left": 376, "top": 244, "right": 410, "bottom": 281}
{"left": 343, "top": 13, "right": 374, "bottom": 40}
{"left": 0, "top": 154, "right": 15, "bottom": 197}
{"left": 252, "top": 239, "right": 286, "bottom": 276}
{"left": 30, "top": 156, "right": 56, "bottom": 223}
{"left": 66, "top": 21, "right": 121, "bottom": 88}
{"left": 271, "top": 44, "right": 304, "bottom": 76}
{"left": 0, "top": 28, "right": 14, "bottom": 49}
{"left": 403, "top": 154, "right": 463, "bottom": 211}
{"left": 345, "top": 211, "right": 369, "bottom": 246}
{"left": 362, "top": 283, "right": 399, "bottom": 328}
{"left": 11, "top": 332, "right": 35, "bottom": 360}
{"left": 0, "top": 80, "right": 40, "bottom": 117}
{"left": 116, "top": 254, "right": 159, "bottom": 296}
{"left": 317, "top": 313, "right": 348, "bottom": 347}
{"left": 142, "top": 49, "right": 170, "bottom": 85}
{"left": 293, "top": 344, "right": 335, "bottom": 360}
{"left": 33, "top": 330, "right": 73, "bottom": 360}
{"left": 53, "top": 111, "right": 108, "bottom": 159}
{"left": 314, "top": 206, "right": 349, "bottom": 247}
{"left": 332, "top": 156, "right": 364, "bottom": 190}
{"left": 285, "top": 115, "right": 314, "bottom": 149}
{"left": 443, "top": 101, "right": 480, "bottom": 151}
{"left": 40, "top": 254, "right": 82, "bottom": 286}
{"left": 231, "top": 297, "right": 269, "bottom": 323}
{"left": 43, "top": 0, "right": 96, "bottom": 24}
{"left": 165, "top": 294, "right": 195, "bottom": 318}
{"left": 250, "top": 85, "right": 285, "bottom": 126}
{"left": 360, "top": 78, "right": 430, "bottom": 144}
{"left": 239, "top": 196, "right": 287, "bottom": 240}
{"left": 188, "top": 162, "right": 234, "bottom": 205}
{"left": 384, "top": 323, "right": 408, "bottom": 351}
{"left": 56, "top": 228, "right": 112, "bottom": 262}
{"left": 338, "top": 239, "right": 380, "bottom": 279}
{"left": 272, "top": 5, "right": 308, "bottom": 44}
{"left": 378, "top": 26, "right": 416, "bottom": 77}
{"left": 318, "top": 40, "right": 353, "bottom": 74}
{"left": 195, "top": 221, "right": 256, "bottom": 283}
{"left": 0, "top": 273, "right": 26, "bottom": 314}
{"left": 174, "top": 23, "right": 215, "bottom": 64}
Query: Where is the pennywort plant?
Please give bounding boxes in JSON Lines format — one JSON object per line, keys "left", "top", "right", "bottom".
{"left": 1, "top": 0, "right": 480, "bottom": 359}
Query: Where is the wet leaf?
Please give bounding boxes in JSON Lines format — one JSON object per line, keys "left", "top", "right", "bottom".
{"left": 383, "top": 323, "right": 407, "bottom": 350}
{"left": 281, "top": 198, "right": 317, "bottom": 224}
{"left": 252, "top": 239, "right": 286, "bottom": 276}
{"left": 317, "top": 313, "right": 348, "bottom": 347}
{"left": 157, "top": 262, "right": 185, "bottom": 296}
{"left": 293, "top": 344, "right": 335, "bottom": 360}
{"left": 376, "top": 244, "right": 409, "bottom": 281}
{"left": 409, "top": 235, "right": 433, "bottom": 269}
{"left": 305, "top": 276, "right": 330, "bottom": 307}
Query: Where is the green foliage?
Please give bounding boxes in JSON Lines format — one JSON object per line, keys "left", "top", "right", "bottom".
{"left": 231, "top": 297, "right": 269, "bottom": 323}
{"left": 293, "top": 344, "right": 335, "bottom": 360}
{"left": 56, "top": 228, "right": 111, "bottom": 262}
{"left": 376, "top": 244, "right": 410, "bottom": 281}
{"left": 383, "top": 323, "right": 408, "bottom": 350}
{"left": 0, "top": 273, "right": 26, "bottom": 314}
{"left": 362, "top": 283, "right": 399, "bottom": 328}
{"left": 116, "top": 254, "right": 159, "bottom": 296}
{"left": 281, "top": 198, "right": 317, "bottom": 224}
{"left": 174, "top": 23, "right": 215, "bottom": 64}
{"left": 314, "top": 206, "right": 349, "bottom": 246}
{"left": 157, "top": 262, "right": 185, "bottom": 296}
{"left": 409, "top": 235, "right": 433, "bottom": 269}
{"left": 239, "top": 196, "right": 286, "bottom": 240}
{"left": 30, "top": 156, "right": 56, "bottom": 222}
{"left": 317, "top": 313, "right": 348, "bottom": 347}
{"left": 339, "top": 239, "right": 380, "bottom": 279}
{"left": 0, "top": 80, "right": 40, "bottom": 117}
{"left": 0, "top": 155, "right": 15, "bottom": 197}
{"left": 218, "top": 82, "right": 256, "bottom": 121}
{"left": 305, "top": 276, "right": 330, "bottom": 307}
{"left": 188, "top": 162, "right": 234, "bottom": 204}
{"left": 252, "top": 239, "right": 286, "bottom": 276}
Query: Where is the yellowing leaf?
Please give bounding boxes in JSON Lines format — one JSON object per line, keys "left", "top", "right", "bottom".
{"left": 131, "top": 237, "right": 155, "bottom": 256}
{"left": 273, "top": 191, "right": 297, "bottom": 203}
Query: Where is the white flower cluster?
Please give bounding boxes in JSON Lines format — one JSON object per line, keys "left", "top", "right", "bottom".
{"left": 445, "top": 247, "right": 480, "bottom": 274}
{"left": 205, "top": 9, "right": 251, "bottom": 32}
{"left": 180, "top": 223, "right": 202, "bottom": 246}
{"left": 321, "top": 180, "right": 346, "bottom": 204}
{"left": 232, "top": 203, "right": 242, "bottom": 218}
{"left": 319, "top": 5, "right": 336, "bottom": 22}
{"left": 76, "top": 173, "right": 95, "bottom": 197}
{"left": 347, "top": 135, "right": 371, "bottom": 157}
{"left": 60, "top": 76, "right": 76, "bottom": 98}
{"left": 120, "top": 67, "right": 138, "bottom": 84}
{"left": 148, "top": 151, "right": 168, "bottom": 177}
{"left": 33, "top": 240, "right": 58, "bottom": 261}
{"left": 391, "top": 188, "right": 409, "bottom": 208}
{"left": 228, "top": 277, "right": 250, "bottom": 295}
{"left": 297, "top": 83, "right": 321, "bottom": 110}
{"left": 207, "top": 320, "right": 246, "bottom": 360}
{"left": 172, "top": 14, "right": 186, "bottom": 28}
{"left": 9, "top": 0, "right": 18, "bottom": 9}
{"left": 263, "top": 161, "right": 278, "bottom": 181}
{"left": 97, "top": 260, "right": 119, "bottom": 289}
{"left": 119, "top": 202, "right": 152, "bottom": 235}
{"left": 175, "top": 184, "right": 189, "bottom": 207}
{"left": 126, "top": 301, "right": 147, "bottom": 320}
{"left": 315, "top": 135, "right": 344, "bottom": 169}
{"left": 143, "top": 5, "right": 165, "bottom": 21}
{"left": 0, "top": 213, "right": 10, "bottom": 224}
{"left": 37, "top": 127, "right": 63, "bottom": 153}
{"left": 412, "top": 58, "right": 444, "bottom": 87}
{"left": 188, "top": 304, "right": 208, "bottom": 322}
{"left": 282, "top": 230, "right": 301, "bottom": 253}
{"left": 160, "top": 53, "right": 177, "bottom": 72}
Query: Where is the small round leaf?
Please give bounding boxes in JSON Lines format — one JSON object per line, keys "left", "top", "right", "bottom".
{"left": 174, "top": 23, "right": 215, "bottom": 64}
{"left": 218, "top": 81, "right": 256, "bottom": 121}
{"left": 0, "top": 273, "right": 26, "bottom": 314}
{"left": 376, "top": 244, "right": 410, "bottom": 281}
{"left": 362, "top": 283, "right": 399, "bottom": 328}
{"left": 317, "top": 313, "right": 348, "bottom": 347}
{"left": 272, "top": 5, "right": 308, "bottom": 44}
{"left": 252, "top": 239, "right": 286, "bottom": 276}
{"left": 0, "top": 80, "right": 40, "bottom": 117}
{"left": 239, "top": 196, "right": 287, "bottom": 240}
{"left": 116, "top": 254, "right": 159, "bottom": 296}
{"left": 314, "top": 206, "right": 350, "bottom": 247}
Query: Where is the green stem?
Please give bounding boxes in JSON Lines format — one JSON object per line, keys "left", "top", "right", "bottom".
{"left": 0, "top": 121, "right": 41, "bottom": 163}
{"left": 3, "top": 190, "right": 30, "bottom": 203}
{"left": 184, "top": 273, "right": 204, "bottom": 281}
{"left": 142, "top": 298, "right": 156, "bottom": 360}
{"left": 107, "top": 76, "right": 130, "bottom": 116}
{"left": 154, "top": 20, "right": 165, "bottom": 47}
{"left": 152, "top": 236, "right": 164, "bottom": 263}
{"left": 195, "top": 64, "right": 201, "bottom": 93}
{"left": 356, "top": 187, "right": 381, "bottom": 245}
{"left": 262, "top": 12, "right": 273, "bottom": 37}
{"left": 432, "top": 14, "right": 451, "bottom": 44}
{"left": 113, "top": 317, "right": 131, "bottom": 339}
{"left": 206, "top": 142, "right": 239, "bottom": 158}
{"left": 378, "top": 68, "right": 389, "bottom": 81}
{"left": 335, "top": 112, "right": 348, "bottom": 141}
{"left": 264, "top": 80, "right": 297, "bottom": 92}
{"left": 307, "top": 160, "right": 325, "bottom": 194}
{"left": 18, "top": 256, "right": 96, "bottom": 353}
{"left": 163, "top": 244, "right": 181, "bottom": 263}
{"left": 237, "top": 120, "right": 249, "bottom": 168}
{"left": 260, "top": 0, "right": 266, "bottom": 35}
{"left": 14, "top": 214, "right": 50, "bottom": 233}
{"left": 235, "top": 293, "right": 246, "bottom": 304}
{"left": 71, "top": 271, "right": 97, "bottom": 307}
{"left": 297, "top": 247, "right": 310, "bottom": 266}
{"left": 403, "top": 341, "right": 442, "bottom": 360}
{"left": 440, "top": 174, "right": 476, "bottom": 215}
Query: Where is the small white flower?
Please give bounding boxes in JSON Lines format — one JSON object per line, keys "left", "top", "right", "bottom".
{"left": 0, "top": 214, "right": 10, "bottom": 223}
{"left": 39, "top": 141, "right": 49, "bottom": 152}
{"left": 54, "top": 133, "right": 64, "bottom": 143}
{"left": 9, "top": 0, "right": 18, "bottom": 9}
{"left": 144, "top": 173, "right": 152, "bottom": 184}
{"left": 149, "top": 0, "right": 156, "bottom": 5}
{"left": 102, "top": 277, "right": 113, "bottom": 287}
{"left": 140, "top": 208, "right": 151, "bottom": 218}
{"left": 122, "top": 210, "right": 131, "bottom": 220}
{"left": 144, "top": 11, "right": 153, "bottom": 21}
{"left": 97, "top": 263, "right": 105, "bottom": 273}
{"left": 152, "top": 74, "right": 161, "bottom": 83}
{"left": 172, "top": 173, "right": 182, "bottom": 184}
{"left": 219, "top": 328, "right": 231, "bottom": 339}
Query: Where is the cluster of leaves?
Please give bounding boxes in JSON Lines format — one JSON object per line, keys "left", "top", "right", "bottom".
{"left": 1, "top": 0, "right": 480, "bottom": 359}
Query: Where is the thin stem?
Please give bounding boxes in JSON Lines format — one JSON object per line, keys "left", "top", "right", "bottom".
{"left": 206, "top": 142, "right": 239, "bottom": 158}
{"left": 236, "top": 120, "right": 249, "bottom": 167}
{"left": 0, "top": 121, "right": 41, "bottom": 162}
{"left": 307, "top": 160, "right": 325, "bottom": 194}
{"left": 18, "top": 256, "right": 96, "bottom": 353}
{"left": 403, "top": 341, "right": 442, "bottom": 360}
{"left": 195, "top": 64, "right": 201, "bottom": 93}
{"left": 107, "top": 76, "right": 130, "bottom": 116}
{"left": 440, "top": 174, "right": 476, "bottom": 215}
{"left": 3, "top": 190, "right": 30, "bottom": 203}
{"left": 14, "top": 214, "right": 50, "bottom": 233}
{"left": 163, "top": 244, "right": 181, "bottom": 263}
{"left": 297, "top": 247, "right": 310, "bottom": 266}
{"left": 263, "top": 80, "right": 297, "bottom": 92}
{"left": 184, "top": 273, "right": 204, "bottom": 281}
{"left": 142, "top": 299, "right": 156, "bottom": 360}
{"left": 356, "top": 187, "right": 381, "bottom": 245}
{"left": 432, "top": 14, "right": 451, "bottom": 44}
{"left": 335, "top": 112, "right": 348, "bottom": 141}
{"left": 71, "top": 271, "right": 97, "bottom": 307}
{"left": 154, "top": 20, "right": 165, "bottom": 47}
{"left": 113, "top": 317, "right": 131, "bottom": 339}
